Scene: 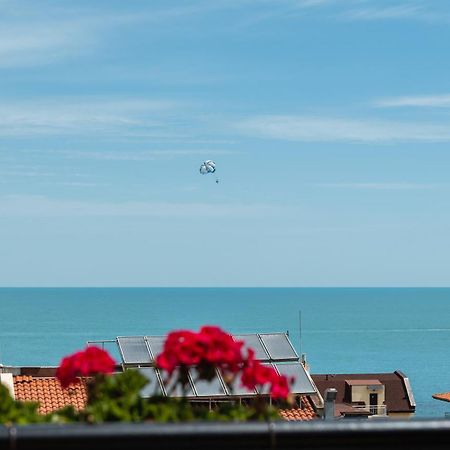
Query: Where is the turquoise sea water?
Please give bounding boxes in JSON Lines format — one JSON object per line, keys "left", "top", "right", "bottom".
{"left": 1, "top": 288, "right": 449, "bottom": 418}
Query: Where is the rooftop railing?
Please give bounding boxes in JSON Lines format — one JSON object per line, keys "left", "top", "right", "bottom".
{"left": 351, "top": 404, "right": 388, "bottom": 416}
{"left": 1, "top": 419, "right": 450, "bottom": 450}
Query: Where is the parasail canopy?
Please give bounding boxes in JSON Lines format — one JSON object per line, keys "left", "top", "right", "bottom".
{"left": 199, "top": 160, "right": 216, "bottom": 175}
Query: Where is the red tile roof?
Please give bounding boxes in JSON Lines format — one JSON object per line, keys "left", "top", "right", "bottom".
{"left": 278, "top": 396, "right": 317, "bottom": 421}
{"left": 13, "top": 376, "right": 88, "bottom": 415}
{"left": 12, "top": 376, "right": 316, "bottom": 420}
{"left": 433, "top": 393, "right": 450, "bottom": 403}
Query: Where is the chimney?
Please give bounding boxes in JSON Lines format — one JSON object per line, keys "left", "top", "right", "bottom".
{"left": 323, "top": 388, "right": 337, "bottom": 420}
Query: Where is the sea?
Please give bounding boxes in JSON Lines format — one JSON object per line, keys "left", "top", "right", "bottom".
{"left": 1, "top": 287, "right": 449, "bottom": 418}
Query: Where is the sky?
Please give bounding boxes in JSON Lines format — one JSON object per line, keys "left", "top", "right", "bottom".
{"left": 1, "top": 0, "right": 450, "bottom": 287}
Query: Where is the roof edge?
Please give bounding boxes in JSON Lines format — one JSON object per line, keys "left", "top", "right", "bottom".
{"left": 395, "top": 370, "right": 416, "bottom": 409}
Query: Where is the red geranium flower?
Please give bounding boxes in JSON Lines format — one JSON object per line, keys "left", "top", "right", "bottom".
{"left": 240, "top": 350, "right": 292, "bottom": 400}
{"left": 156, "top": 326, "right": 245, "bottom": 378}
{"left": 56, "top": 346, "right": 116, "bottom": 388}
{"left": 156, "top": 325, "right": 294, "bottom": 401}
{"left": 270, "top": 374, "right": 291, "bottom": 400}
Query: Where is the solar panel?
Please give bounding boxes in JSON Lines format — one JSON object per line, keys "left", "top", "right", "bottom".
{"left": 161, "top": 368, "right": 195, "bottom": 398}
{"left": 275, "top": 363, "right": 317, "bottom": 394}
{"left": 259, "top": 333, "right": 299, "bottom": 361}
{"left": 233, "top": 334, "right": 269, "bottom": 361}
{"left": 190, "top": 369, "right": 227, "bottom": 397}
{"left": 225, "top": 373, "right": 257, "bottom": 396}
{"left": 138, "top": 368, "right": 163, "bottom": 397}
{"left": 117, "top": 336, "right": 152, "bottom": 365}
{"left": 255, "top": 363, "right": 275, "bottom": 395}
{"left": 145, "top": 336, "right": 166, "bottom": 360}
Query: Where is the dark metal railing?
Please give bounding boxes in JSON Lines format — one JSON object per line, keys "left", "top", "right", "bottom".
{"left": 1, "top": 419, "right": 450, "bottom": 450}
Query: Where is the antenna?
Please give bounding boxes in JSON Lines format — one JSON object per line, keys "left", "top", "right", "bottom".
{"left": 298, "top": 309, "right": 302, "bottom": 358}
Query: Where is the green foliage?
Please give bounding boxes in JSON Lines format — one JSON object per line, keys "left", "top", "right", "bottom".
{"left": 1, "top": 370, "right": 284, "bottom": 425}
{"left": 145, "top": 397, "right": 196, "bottom": 422}
{"left": 0, "top": 383, "right": 46, "bottom": 425}
{"left": 80, "top": 370, "right": 149, "bottom": 423}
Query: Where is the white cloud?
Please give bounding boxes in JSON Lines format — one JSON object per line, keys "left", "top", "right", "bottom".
{"left": 0, "top": 0, "right": 443, "bottom": 69}
{"left": 48, "top": 181, "right": 106, "bottom": 188}
{"left": 221, "top": 0, "right": 449, "bottom": 24}
{"left": 0, "top": 97, "right": 233, "bottom": 146}
{"left": 375, "top": 94, "right": 450, "bottom": 108}
{"left": 313, "top": 182, "right": 443, "bottom": 190}
{"left": 238, "top": 115, "right": 450, "bottom": 143}
{"left": 57, "top": 149, "right": 233, "bottom": 161}
{"left": 340, "top": 3, "right": 423, "bottom": 21}
{"left": 0, "top": 2, "right": 219, "bottom": 68}
{"left": 0, "top": 17, "right": 100, "bottom": 68}
{"left": 0, "top": 170, "right": 55, "bottom": 178}
{"left": 0, "top": 195, "right": 283, "bottom": 218}
{"left": 0, "top": 98, "right": 182, "bottom": 138}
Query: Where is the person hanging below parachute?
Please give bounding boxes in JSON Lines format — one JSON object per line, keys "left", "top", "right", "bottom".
{"left": 199, "top": 160, "right": 219, "bottom": 183}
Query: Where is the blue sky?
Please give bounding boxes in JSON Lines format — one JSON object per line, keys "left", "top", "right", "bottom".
{"left": 1, "top": 0, "right": 450, "bottom": 286}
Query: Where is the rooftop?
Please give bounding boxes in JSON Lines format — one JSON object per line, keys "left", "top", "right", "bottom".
{"left": 433, "top": 393, "right": 450, "bottom": 403}
{"left": 13, "top": 375, "right": 88, "bottom": 415}
{"left": 9, "top": 374, "right": 317, "bottom": 420}
{"left": 312, "top": 371, "right": 416, "bottom": 415}
{"left": 345, "top": 379, "right": 382, "bottom": 386}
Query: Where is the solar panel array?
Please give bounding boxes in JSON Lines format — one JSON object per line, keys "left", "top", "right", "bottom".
{"left": 116, "top": 332, "right": 317, "bottom": 398}
{"left": 137, "top": 362, "right": 316, "bottom": 399}
{"left": 117, "top": 336, "right": 152, "bottom": 365}
{"left": 117, "top": 332, "right": 299, "bottom": 368}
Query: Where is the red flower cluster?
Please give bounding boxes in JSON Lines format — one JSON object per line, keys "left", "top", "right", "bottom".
{"left": 156, "top": 326, "right": 245, "bottom": 377}
{"left": 156, "top": 326, "right": 293, "bottom": 400}
{"left": 241, "top": 349, "right": 292, "bottom": 400}
{"left": 56, "top": 346, "right": 116, "bottom": 388}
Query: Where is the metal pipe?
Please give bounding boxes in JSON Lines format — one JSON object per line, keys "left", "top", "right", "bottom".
{"left": 323, "top": 388, "right": 337, "bottom": 420}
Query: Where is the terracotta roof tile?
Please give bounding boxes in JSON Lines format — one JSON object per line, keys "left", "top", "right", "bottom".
{"left": 279, "top": 396, "right": 317, "bottom": 421}
{"left": 433, "top": 392, "right": 450, "bottom": 403}
{"left": 13, "top": 376, "right": 317, "bottom": 420}
{"left": 13, "top": 376, "right": 88, "bottom": 415}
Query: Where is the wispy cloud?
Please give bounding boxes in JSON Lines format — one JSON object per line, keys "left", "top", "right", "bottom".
{"left": 0, "top": 170, "right": 55, "bottom": 178}
{"left": 46, "top": 181, "right": 107, "bottom": 188}
{"left": 0, "top": 5, "right": 100, "bottom": 68}
{"left": 0, "top": 0, "right": 444, "bottom": 70}
{"left": 231, "top": 0, "right": 337, "bottom": 26}
{"left": 340, "top": 3, "right": 424, "bottom": 21}
{"left": 0, "top": 98, "right": 186, "bottom": 139}
{"left": 375, "top": 94, "right": 450, "bottom": 108}
{"left": 336, "top": 0, "right": 450, "bottom": 23}
{"left": 227, "top": 0, "right": 450, "bottom": 25}
{"left": 57, "top": 149, "right": 234, "bottom": 161}
{"left": 238, "top": 115, "right": 450, "bottom": 143}
{"left": 0, "top": 1, "right": 223, "bottom": 68}
{"left": 313, "top": 182, "right": 444, "bottom": 190}
{"left": 0, "top": 195, "right": 283, "bottom": 218}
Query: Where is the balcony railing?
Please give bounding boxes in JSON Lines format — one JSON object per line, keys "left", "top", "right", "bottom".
{"left": 352, "top": 404, "right": 388, "bottom": 416}
{"left": 1, "top": 419, "right": 450, "bottom": 450}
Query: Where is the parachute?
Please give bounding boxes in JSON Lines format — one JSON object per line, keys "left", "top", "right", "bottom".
{"left": 199, "top": 160, "right": 219, "bottom": 183}
{"left": 199, "top": 160, "right": 216, "bottom": 174}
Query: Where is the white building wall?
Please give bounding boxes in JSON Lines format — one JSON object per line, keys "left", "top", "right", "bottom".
{"left": 0, "top": 372, "right": 15, "bottom": 399}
